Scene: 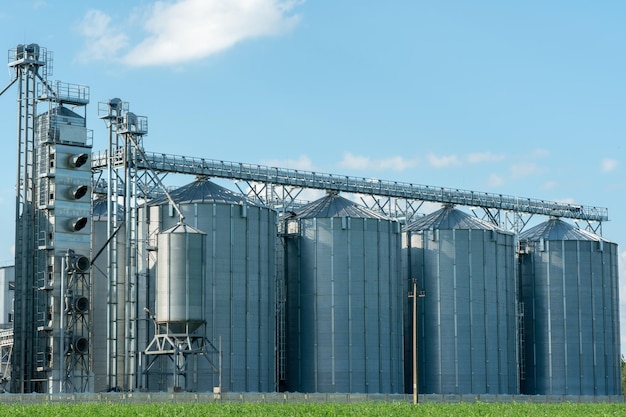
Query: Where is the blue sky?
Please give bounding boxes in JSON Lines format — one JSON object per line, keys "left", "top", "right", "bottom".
{"left": 0, "top": 1, "right": 625, "bottom": 354}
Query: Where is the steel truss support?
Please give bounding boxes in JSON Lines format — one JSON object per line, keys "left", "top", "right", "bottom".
{"left": 143, "top": 323, "right": 219, "bottom": 392}
{"left": 98, "top": 100, "right": 148, "bottom": 392}
{"left": 91, "top": 153, "right": 609, "bottom": 232}
{"left": 0, "top": 328, "right": 13, "bottom": 392}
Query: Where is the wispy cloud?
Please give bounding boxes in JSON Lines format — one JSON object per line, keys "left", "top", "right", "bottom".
{"left": 427, "top": 153, "right": 460, "bottom": 168}
{"left": 530, "top": 148, "right": 550, "bottom": 158}
{"left": 75, "top": 9, "right": 129, "bottom": 62}
{"left": 540, "top": 180, "right": 559, "bottom": 190}
{"left": 601, "top": 157, "right": 618, "bottom": 173}
{"left": 465, "top": 152, "right": 505, "bottom": 164}
{"left": 262, "top": 154, "right": 313, "bottom": 171}
{"left": 487, "top": 173, "right": 505, "bottom": 187}
{"left": 509, "top": 162, "right": 546, "bottom": 179}
{"left": 338, "top": 152, "right": 418, "bottom": 171}
{"left": 77, "top": 0, "right": 302, "bottom": 67}
{"left": 337, "top": 150, "right": 504, "bottom": 172}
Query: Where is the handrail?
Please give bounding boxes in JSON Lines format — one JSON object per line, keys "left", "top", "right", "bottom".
{"left": 91, "top": 150, "right": 608, "bottom": 222}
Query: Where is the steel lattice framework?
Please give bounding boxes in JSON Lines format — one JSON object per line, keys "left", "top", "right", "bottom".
{"left": 91, "top": 151, "right": 608, "bottom": 234}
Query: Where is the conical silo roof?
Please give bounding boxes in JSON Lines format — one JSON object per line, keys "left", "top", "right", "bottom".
{"left": 92, "top": 197, "right": 124, "bottom": 221}
{"left": 404, "top": 205, "right": 501, "bottom": 231}
{"left": 149, "top": 177, "right": 260, "bottom": 206}
{"left": 160, "top": 221, "right": 206, "bottom": 235}
{"left": 292, "top": 192, "right": 389, "bottom": 220}
{"left": 519, "top": 218, "right": 606, "bottom": 242}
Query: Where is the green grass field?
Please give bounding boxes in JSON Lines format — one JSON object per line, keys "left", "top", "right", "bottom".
{"left": 0, "top": 402, "right": 624, "bottom": 417}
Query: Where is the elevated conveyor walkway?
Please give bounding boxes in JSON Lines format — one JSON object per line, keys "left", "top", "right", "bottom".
{"left": 91, "top": 150, "right": 608, "bottom": 223}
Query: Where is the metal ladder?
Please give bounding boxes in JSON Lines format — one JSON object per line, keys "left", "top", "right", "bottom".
{"left": 518, "top": 302, "right": 525, "bottom": 381}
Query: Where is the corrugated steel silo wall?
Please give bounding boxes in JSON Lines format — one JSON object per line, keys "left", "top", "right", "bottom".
{"left": 403, "top": 229, "right": 519, "bottom": 394}
{"left": 285, "top": 217, "right": 404, "bottom": 393}
{"left": 156, "top": 226, "right": 205, "bottom": 332}
{"left": 519, "top": 240, "right": 621, "bottom": 395}
{"left": 147, "top": 202, "right": 276, "bottom": 392}
{"left": 91, "top": 217, "right": 127, "bottom": 392}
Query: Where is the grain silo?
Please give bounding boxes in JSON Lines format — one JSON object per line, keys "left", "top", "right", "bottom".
{"left": 518, "top": 218, "right": 621, "bottom": 395}
{"left": 155, "top": 222, "right": 206, "bottom": 334}
{"left": 283, "top": 191, "right": 404, "bottom": 394}
{"left": 402, "top": 204, "right": 518, "bottom": 395}
{"left": 91, "top": 197, "right": 126, "bottom": 392}
{"left": 144, "top": 177, "right": 276, "bottom": 392}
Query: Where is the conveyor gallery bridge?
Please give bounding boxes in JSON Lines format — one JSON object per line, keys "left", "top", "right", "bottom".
{"left": 91, "top": 149, "right": 608, "bottom": 234}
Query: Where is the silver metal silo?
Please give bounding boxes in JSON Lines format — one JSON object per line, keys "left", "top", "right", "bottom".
{"left": 155, "top": 223, "right": 206, "bottom": 333}
{"left": 402, "top": 205, "right": 519, "bottom": 395}
{"left": 91, "top": 198, "right": 126, "bottom": 392}
{"left": 518, "top": 218, "right": 621, "bottom": 395}
{"left": 283, "top": 192, "right": 404, "bottom": 394}
{"left": 144, "top": 177, "right": 276, "bottom": 392}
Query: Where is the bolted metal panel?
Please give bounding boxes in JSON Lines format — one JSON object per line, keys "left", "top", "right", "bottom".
{"left": 519, "top": 218, "right": 621, "bottom": 395}
{"left": 284, "top": 193, "right": 404, "bottom": 394}
{"left": 145, "top": 178, "right": 276, "bottom": 393}
{"left": 403, "top": 206, "right": 519, "bottom": 395}
{"left": 36, "top": 106, "right": 88, "bottom": 146}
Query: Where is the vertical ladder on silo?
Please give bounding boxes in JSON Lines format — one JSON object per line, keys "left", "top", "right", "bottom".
{"left": 34, "top": 168, "right": 53, "bottom": 375}
{"left": 518, "top": 302, "right": 525, "bottom": 381}
{"left": 275, "top": 237, "right": 286, "bottom": 388}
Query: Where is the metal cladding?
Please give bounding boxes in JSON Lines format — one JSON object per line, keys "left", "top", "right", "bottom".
{"left": 283, "top": 192, "right": 404, "bottom": 394}
{"left": 518, "top": 218, "right": 621, "bottom": 395}
{"left": 402, "top": 205, "right": 518, "bottom": 395}
{"left": 91, "top": 198, "right": 126, "bottom": 392}
{"left": 36, "top": 106, "right": 88, "bottom": 145}
{"left": 146, "top": 177, "right": 276, "bottom": 392}
{"left": 155, "top": 222, "right": 206, "bottom": 334}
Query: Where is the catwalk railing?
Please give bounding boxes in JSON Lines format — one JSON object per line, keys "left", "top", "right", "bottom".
{"left": 91, "top": 149, "right": 608, "bottom": 222}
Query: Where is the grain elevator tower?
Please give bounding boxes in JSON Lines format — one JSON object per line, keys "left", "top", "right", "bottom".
{"left": 1, "top": 45, "right": 92, "bottom": 393}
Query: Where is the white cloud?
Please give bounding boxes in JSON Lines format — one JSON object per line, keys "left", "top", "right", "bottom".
{"left": 338, "top": 153, "right": 370, "bottom": 170}
{"left": 338, "top": 152, "right": 418, "bottom": 172}
{"left": 262, "top": 154, "right": 313, "bottom": 170}
{"left": 76, "top": 1, "right": 301, "bottom": 66}
{"left": 120, "top": 0, "right": 302, "bottom": 67}
{"left": 487, "top": 173, "right": 505, "bottom": 187}
{"left": 530, "top": 148, "right": 550, "bottom": 158}
{"left": 427, "top": 153, "right": 460, "bottom": 169}
{"left": 540, "top": 180, "right": 559, "bottom": 190}
{"left": 338, "top": 150, "right": 504, "bottom": 172}
{"left": 601, "top": 157, "right": 618, "bottom": 173}
{"left": 509, "top": 162, "right": 545, "bottom": 178}
{"left": 465, "top": 152, "right": 505, "bottom": 164}
{"left": 75, "top": 9, "right": 129, "bottom": 62}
